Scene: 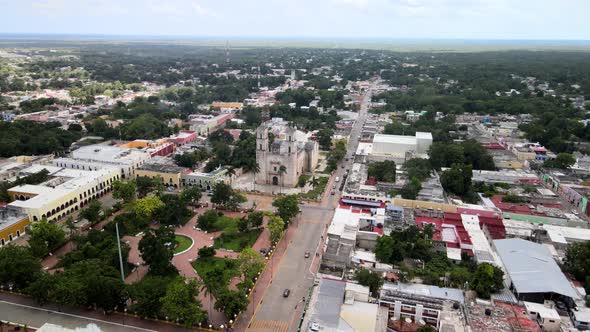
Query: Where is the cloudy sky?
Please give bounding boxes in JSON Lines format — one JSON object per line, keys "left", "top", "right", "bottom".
{"left": 0, "top": 0, "right": 588, "bottom": 40}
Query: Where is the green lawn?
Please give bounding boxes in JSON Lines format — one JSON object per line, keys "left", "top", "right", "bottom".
{"left": 300, "top": 177, "right": 329, "bottom": 200}
{"left": 210, "top": 216, "right": 239, "bottom": 233}
{"left": 174, "top": 235, "right": 193, "bottom": 254}
{"left": 214, "top": 228, "right": 263, "bottom": 251}
{"left": 192, "top": 257, "right": 240, "bottom": 287}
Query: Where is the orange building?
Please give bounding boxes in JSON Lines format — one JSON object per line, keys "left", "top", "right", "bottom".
{"left": 0, "top": 206, "right": 30, "bottom": 246}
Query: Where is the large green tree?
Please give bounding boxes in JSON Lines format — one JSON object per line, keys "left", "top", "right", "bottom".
{"left": 544, "top": 153, "right": 576, "bottom": 169}
{"left": 128, "top": 275, "right": 173, "bottom": 318}
{"left": 80, "top": 200, "right": 103, "bottom": 224}
{"left": 155, "top": 194, "right": 193, "bottom": 226}
{"left": 367, "top": 160, "right": 397, "bottom": 182}
{"left": 139, "top": 227, "right": 177, "bottom": 276}
{"left": 440, "top": 163, "right": 473, "bottom": 198}
{"left": 160, "top": 277, "right": 207, "bottom": 328}
{"left": 133, "top": 196, "right": 165, "bottom": 219}
{"left": 317, "top": 128, "right": 334, "bottom": 150}
{"left": 136, "top": 176, "right": 163, "bottom": 197}
{"left": 267, "top": 215, "right": 285, "bottom": 243}
{"left": 565, "top": 241, "right": 590, "bottom": 285}
{"left": 197, "top": 210, "right": 219, "bottom": 232}
{"left": 28, "top": 219, "right": 67, "bottom": 257}
{"left": 112, "top": 180, "right": 136, "bottom": 203}
{"left": 237, "top": 248, "right": 265, "bottom": 279}
{"left": 272, "top": 194, "right": 300, "bottom": 224}
{"left": 180, "top": 186, "right": 202, "bottom": 205}
{"left": 0, "top": 245, "right": 42, "bottom": 289}
{"left": 211, "top": 182, "right": 233, "bottom": 206}
{"left": 214, "top": 288, "right": 248, "bottom": 319}
{"left": 470, "top": 263, "right": 504, "bottom": 299}
{"left": 354, "top": 268, "right": 384, "bottom": 295}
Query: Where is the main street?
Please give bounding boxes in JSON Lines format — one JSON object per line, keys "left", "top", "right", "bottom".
{"left": 243, "top": 83, "right": 374, "bottom": 332}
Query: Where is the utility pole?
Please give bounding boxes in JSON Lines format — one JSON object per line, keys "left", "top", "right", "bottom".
{"left": 115, "top": 222, "right": 125, "bottom": 282}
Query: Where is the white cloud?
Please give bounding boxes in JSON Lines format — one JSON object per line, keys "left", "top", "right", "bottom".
{"left": 146, "top": 0, "right": 217, "bottom": 19}
{"left": 191, "top": 2, "right": 217, "bottom": 17}
{"left": 30, "top": 0, "right": 128, "bottom": 17}
{"left": 331, "top": 0, "right": 370, "bottom": 11}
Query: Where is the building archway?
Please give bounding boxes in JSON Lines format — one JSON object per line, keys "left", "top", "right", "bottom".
{"left": 272, "top": 176, "right": 279, "bottom": 186}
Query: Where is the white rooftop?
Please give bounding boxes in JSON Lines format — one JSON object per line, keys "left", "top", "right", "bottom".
{"left": 523, "top": 301, "right": 561, "bottom": 320}
{"left": 542, "top": 224, "right": 590, "bottom": 243}
{"left": 352, "top": 250, "right": 376, "bottom": 263}
{"left": 373, "top": 134, "right": 417, "bottom": 145}
{"left": 72, "top": 145, "right": 149, "bottom": 164}
{"left": 328, "top": 207, "right": 368, "bottom": 239}
{"left": 9, "top": 166, "right": 117, "bottom": 210}
{"left": 461, "top": 214, "right": 499, "bottom": 265}
{"left": 355, "top": 142, "right": 373, "bottom": 156}
{"left": 22, "top": 164, "right": 62, "bottom": 175}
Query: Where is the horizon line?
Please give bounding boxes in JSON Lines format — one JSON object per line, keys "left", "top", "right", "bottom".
{"left": 0, "top": 33, "right": 589, "bottom": 43}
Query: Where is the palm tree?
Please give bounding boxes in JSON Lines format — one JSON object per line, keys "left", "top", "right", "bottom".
{"left": 200, "top": 279, "right": 215, "bottom": 322}
{"left": 251, "top": 162, "right": 260, "bottom": 192}
{"left": 64, "top": 217, "right": 77, "bottom": 250}
{"left": 225, "top": 167, "right": 236, "bottom": 185}
{"left": 308, "top": 176, "right": 320, "bottom": 189}
{"left": 278, "top": 165, "right": 287, "bottom": 194}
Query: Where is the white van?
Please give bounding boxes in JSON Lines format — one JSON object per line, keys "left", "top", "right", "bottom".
{"left": 335, "top": 176, "right": 340, "bottom": 182}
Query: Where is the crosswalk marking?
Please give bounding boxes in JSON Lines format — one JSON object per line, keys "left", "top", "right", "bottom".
{"left": 247, "top": 319, "right": 289, "bottom": 332}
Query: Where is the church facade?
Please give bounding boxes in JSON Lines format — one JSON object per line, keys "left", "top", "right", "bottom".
{"left": 255, "top": 118, "right": 319, "bottom": 188}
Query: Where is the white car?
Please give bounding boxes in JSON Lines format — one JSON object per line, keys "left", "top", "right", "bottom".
{"left": 309, "top": 322, "right": 320, "bottom": 331}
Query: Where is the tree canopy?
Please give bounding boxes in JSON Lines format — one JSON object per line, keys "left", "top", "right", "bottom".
{"left": 139, "top": 227, "right": 177, "bottom": 276}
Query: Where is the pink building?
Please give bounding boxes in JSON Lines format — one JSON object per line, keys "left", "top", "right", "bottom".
{"left": 167, "top": 130, "right": 197, "bottom": 146}
{"left": 148, "top": 142, "right": 175, "bottom": 157}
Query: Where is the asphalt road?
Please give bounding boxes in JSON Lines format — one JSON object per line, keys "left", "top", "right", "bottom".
{"left": 246, "top": 84, "right": 374, "bottom": 332}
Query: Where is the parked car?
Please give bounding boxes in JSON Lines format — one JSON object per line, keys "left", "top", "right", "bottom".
{"left": 309, "top": 322, "right": 320, "bottom": 332}
{"left": 304, "top": 251, "right": 310, "bottom": 258}
{"left": 283, "top": 289, "right": 291, "bottom": 298}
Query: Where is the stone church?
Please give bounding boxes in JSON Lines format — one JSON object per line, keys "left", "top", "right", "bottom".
{"left": 255, "top": 118, "right": 319, "bottom": 188}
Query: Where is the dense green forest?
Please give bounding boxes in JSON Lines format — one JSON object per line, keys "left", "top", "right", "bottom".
{"left": 0, "top": 121, "right": 81, "bottom": 157}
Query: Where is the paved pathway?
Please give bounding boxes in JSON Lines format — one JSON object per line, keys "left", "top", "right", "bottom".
{"left": 175, "top": 209, "right": 249, "bottom": 325}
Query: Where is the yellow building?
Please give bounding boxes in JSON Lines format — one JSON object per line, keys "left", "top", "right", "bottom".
{"left": 135, "top": 157, "right": 187, "bottom": 188}
{"left": 0, "top": 207, "right": 30, "bottom": 246}
{"left": 8, "top": 164, "right": 120, "bottom": 222}
{"left": 496, "top": 160, "right": 524, "bottom": 170}
{"left": 211, "top": 102, "right": 243, "bottom": 110}
{"left": 392, "top": 198, "right": 458, "bottom": 213}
